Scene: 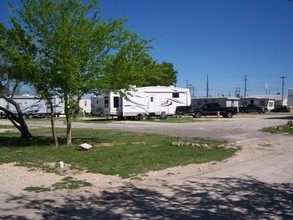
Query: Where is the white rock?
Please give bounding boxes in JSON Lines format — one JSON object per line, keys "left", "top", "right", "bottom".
{"left": 78, "top": 143, "right": 93, "bottom": 151}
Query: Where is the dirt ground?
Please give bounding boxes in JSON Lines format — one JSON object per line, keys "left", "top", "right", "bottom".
{"left": 0, "top": 114, "right": 293, "bottom": 219}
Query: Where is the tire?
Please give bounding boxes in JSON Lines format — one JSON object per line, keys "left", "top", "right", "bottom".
{"left": 194, "top": 112, "right": 202, "bottom": 118}
{"left": 226, "top": 111, "right": 233, "bottom": 118}
{"left": 140, "top": 114, "right": 148, "bottom": 120}
{"left": 134, "top": 115, "right": 141, "bottom": 120}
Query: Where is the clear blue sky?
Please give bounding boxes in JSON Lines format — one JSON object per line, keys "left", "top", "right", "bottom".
{"left": 1, "top": 0, "right": 293, "bottom": 97}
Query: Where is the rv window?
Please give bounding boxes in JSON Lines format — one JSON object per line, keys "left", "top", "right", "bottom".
{"left": 114, "top": 97, "right": 119, "bottom": 108}
{"left": 150, "top": 97, "right": 154, "bottom": 102}
{"left": 172, "top": 93, "right": 179, "bottom": 98}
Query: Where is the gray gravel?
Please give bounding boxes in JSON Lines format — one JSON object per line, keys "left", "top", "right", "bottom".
{"left": 0, "top": 113, "right": 293, "bottom": 219}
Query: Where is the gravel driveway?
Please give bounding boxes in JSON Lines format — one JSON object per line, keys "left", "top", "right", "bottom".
{"left": 1, "top": 114, "right": 293, "bottom": 219}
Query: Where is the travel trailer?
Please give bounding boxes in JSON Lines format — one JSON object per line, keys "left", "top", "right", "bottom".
{"left": 240, "top": 97, "right": 275, "bottom": 111}
{"left": 90, "top": 95, "right": 105, "bottom": 116}
{"left": 79, "top": 98, "right": 91, "bottom": 114}
{"left": 103, "top": 86, "right": 191, "bottom": 119}
{"left": 0, "top": 95, "right": 64, "bottom": 118}
{"left": 288, "top": 88, "right": 293, "bottom": 108}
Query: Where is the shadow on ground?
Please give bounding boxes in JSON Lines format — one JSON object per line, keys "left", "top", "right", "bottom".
{"left": 1, "top": 177, "right": 293, "bottom": 219}
{"left": 266, "top": 115, "right": 293, "bottom": 120}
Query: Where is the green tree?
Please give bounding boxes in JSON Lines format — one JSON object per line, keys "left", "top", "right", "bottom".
{"left": 141, "top": 61, "right": 177, "bottom": 86}
{"left": 6, "top": 0, "right": 158, "bottom": 145}
{"left": 0, "top": 21, "right": 36, "bottom": 138}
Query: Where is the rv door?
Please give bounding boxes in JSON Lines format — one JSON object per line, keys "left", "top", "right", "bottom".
{"left": 148, "top": 95, "right": 156, "bottom": 115}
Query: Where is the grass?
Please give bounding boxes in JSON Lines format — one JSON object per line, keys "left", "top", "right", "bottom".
{"left": 0, "top": 127, "right": 238, "bottom": 178}
{"left": 77, "top": 116, "right": 209, "bottom": 124}
{"left": 0, "top": 124, "right": 15, "bottom": 129}
{"left": 23, "top": 176, "right": 92, "bottom": 193}
{"left": 262, "top": 121, "right": 293, "bottom": 135}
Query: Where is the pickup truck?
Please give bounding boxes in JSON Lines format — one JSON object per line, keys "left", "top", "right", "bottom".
{"left": 175, "top": 103, "right": 238, "bottom": 118}
{"left": 239, "top": 104, "right": 267, "bottom": 113}
{"left": 192, "top": 103, "right": 238, "bottom": 118}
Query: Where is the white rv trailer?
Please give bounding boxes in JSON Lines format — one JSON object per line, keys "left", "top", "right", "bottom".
{"left": 288, "top": 88, "right": 293, "bottom": 108}
{"left": 0, "top": 95, "right": 64, "bottom": 118}
{"left": 79, "top": 98, "right": 91, "bottom": 114}
{"left": 240, "top": 97, "right": 275, "bottom": 111}
{"left": 103, "top": 86, "right": 191, "bottom": 119}
{"left": 90, "top": 95, "right": 105, "bottom": 116}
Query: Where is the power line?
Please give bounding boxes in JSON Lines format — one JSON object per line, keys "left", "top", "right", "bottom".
{"left": 206, "top": 74, "right": 209, "bottom": 97}
{"left": 244, "top": 75, "right": 247, "bottom": 98}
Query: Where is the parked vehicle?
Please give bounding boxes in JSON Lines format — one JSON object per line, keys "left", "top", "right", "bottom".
{"left": 103, "top": 86, "right": 191, "bottom": 120}
{"left": 0, "top": 95, "right": 64, "bottom": 118}
{"left": 176, "top": 103, "right": 238, "bottom": 118}
{"left": 175, "top": 106, "right": 193, "bottom": 116}
{"left": 239, "top": 104, "right": 267, "bottom": 113}
{"left": 193, "top": 103, "right": 238, "bottom": 118}
{"left": 91, "top": 96, "right": 105, "bottom": 116}
{"left": 271, "top": 106, "right": 291, "bottom": 112}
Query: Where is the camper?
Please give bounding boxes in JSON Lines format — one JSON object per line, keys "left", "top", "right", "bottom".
{"left": 288, "top": 88, "right": 293, "bottom": 108}
{"left": 79, "top": 98, "right": 91, "bottom": 114}
{"left": 1, "top": 95, "right": 64, "bottom": 118}
{"left": 0, "top": 98, "right": 5, "bottom": 117}
{"left": 90, "top": 95, "right": 105, "bottom": 116}
{"left": 103, "top": 86, "right": 191, "bottom": 119}
{"left": 240, "top": 97, "right": 275, "bottom": 111}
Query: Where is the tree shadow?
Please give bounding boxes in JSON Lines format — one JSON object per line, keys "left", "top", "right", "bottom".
{"left": 0, "top": 135, "right": 106, "bottom": 148}
{"left": 1, "top": 176, "right": 292, "bottom": 219}
{"left": 265, "top": 115, "right": 293, "bottom": 120}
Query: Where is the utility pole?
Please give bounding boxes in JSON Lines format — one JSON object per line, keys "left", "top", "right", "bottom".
{"left": 281, "top": 76, "right": 287, "bottom": 105}
{"left": 265, "top": 83, "right": 269, "bottom": 95}
{"left": 206, "top": 74, "right": 209, "bottom": 97}
{"left": 244, "top": 75, "right": 247, "bottom": 97}
{"left": 186, "top": 80, "right": 195, "bottom": 97}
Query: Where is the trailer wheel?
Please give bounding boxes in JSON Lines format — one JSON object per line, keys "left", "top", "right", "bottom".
{"left": 140, "top": 114, "right": 148, "bottom": 120}
{"left": 226, "top": 111, "right": 233, "bottom": 118}
{"left": 194, "top": 112, "right": 202, "bottom": 118}
{"left": 134, "top": 115, "right": 141, "bottom": 120}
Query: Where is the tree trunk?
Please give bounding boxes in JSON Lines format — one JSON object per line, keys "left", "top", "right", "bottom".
{"left": 0, "top": 86, "right": 32, "bottom": 138}
{"left": 66, "top": 114, "right": 72, "bottom": 145}
{"left": 64, "top": 94, "right": 72, "bottom": 145}
{"left": 0, "top": 106, "right": 32, "bottom": 138}
{"left": 49, "top": 101, "right": 59, "bottom": 147}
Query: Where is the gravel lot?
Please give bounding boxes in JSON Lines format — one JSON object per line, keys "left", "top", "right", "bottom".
{"left": 0, "top": 114, "right": 293, "bottom": 219}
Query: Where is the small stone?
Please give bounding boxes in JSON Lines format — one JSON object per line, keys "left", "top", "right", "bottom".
{"left": 78, "top": 143, "right": 93, "bottom": 151}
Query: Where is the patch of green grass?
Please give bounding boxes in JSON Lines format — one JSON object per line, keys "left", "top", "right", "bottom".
{"left": 262, "top": 123, "right": 293, "bottom": 135}
{"left": 148, "top": 116, "right": 200, "bottom": 123}
{"left": 23, "top": 176, "right": 91, "bottom": 193}
{"left": 52, "top": 176, "right": 92, "bottom": 190}
{"left": 0, "top": 124, "right": 15, "bottom": 129}
{"left": 5, "top": 196, "right": 26, "bottom": 203}
{"left": 23, "top": 186, "right": 51, "bottom": 193}
{"left": 0, "top": 127, "right": 238, "bottom": 178}
{"left": 69, "top": 116, "right": 208, "bottom": 123}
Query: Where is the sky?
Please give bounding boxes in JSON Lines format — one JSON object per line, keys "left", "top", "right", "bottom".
{"left": 1, "top": 0, "right": 293, "bottom": 97}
